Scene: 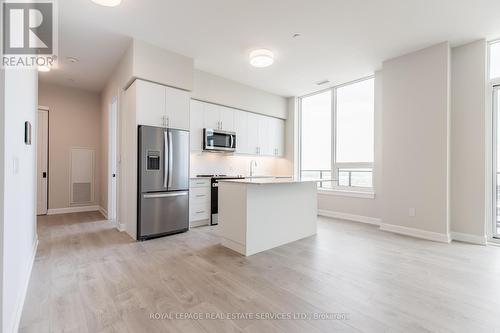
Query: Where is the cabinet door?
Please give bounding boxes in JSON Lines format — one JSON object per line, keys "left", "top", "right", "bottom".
{"left": 165, "top": 86, "right": 190, "bottom": 130}
{"left": 190, "top": 100, "right": 205, "bottom": 152}
{"left": 258, "top": 115, "right": 272, "bottom": 156}
{"left": 203, "top": 103, "right": 221, "bottom": 129}
{"left": 234, "top": 111, "right": 248, "bottom": 154}
{"left": 219, "top": 106, "right": 234, "bottom": 132}
{"left": 135, "top": 80, "right": 166, "bottom": 127}
{"left": 246, "top": 113, "right": 260, "bottom": 155}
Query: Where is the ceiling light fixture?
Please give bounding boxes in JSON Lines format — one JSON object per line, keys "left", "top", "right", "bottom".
{"left": 249, "top": 49, "right": 274, "bottom": 68}
{"left": 91, "top": 0, "right": 122, "bottom": 7}
{"left": 38, "top": 65, "right": 51, "bottom": 72}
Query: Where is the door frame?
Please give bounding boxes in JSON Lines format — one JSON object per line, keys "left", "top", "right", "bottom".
{"left": 492, "top": 85, "right": 500, "bottom": 239}
{"left": 107, "top": 96, "right": 118, "bottom": 222}
{"left": 37, "top": 106, "right": 49, "bottom": 215}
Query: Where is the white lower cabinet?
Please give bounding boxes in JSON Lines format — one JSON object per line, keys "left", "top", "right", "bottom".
{"left": 189, "top": 178, "right": 210, "bottom": 227}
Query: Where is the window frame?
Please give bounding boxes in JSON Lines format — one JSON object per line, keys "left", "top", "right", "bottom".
{"left": 299, "top": 75, "right": 375, "bottom": 193}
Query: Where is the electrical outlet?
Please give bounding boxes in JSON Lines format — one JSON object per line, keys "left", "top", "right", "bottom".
{"left": 409, "top": 208, "right": 416, "bottom": 217}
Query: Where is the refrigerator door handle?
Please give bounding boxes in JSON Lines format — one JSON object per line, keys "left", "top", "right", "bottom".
{"left": 168, "top": 131, "right": 174, "bottom": 188}
{"left": 164, "top": 130, "right": 168, "bottom": 188}
{"left": 143, "top": 191, "right": 188, "bottom": 199}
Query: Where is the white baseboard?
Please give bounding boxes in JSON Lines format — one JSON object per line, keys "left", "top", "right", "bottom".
{"left": 47, "top": 205, "right": 100, "bottom": 215}
{"left": 380, "top": 223, "right": 451, "bottom": 243}
{"left": 12, "top": 238, "right": 38, "bottom": 333}
{"left": 190, "top": 219, "right": 210, "bottom": 228}
{"left": 318, "top": 209, "right": 381, "bottom": 226}
{"left": 99, "top": 206, "right": 108, "bottom": 219}
{"left": 117, "top": 223, "right": 126, "bottom": 232}
{"left": 451, "top": 232, "right": 487, "bottom": 245}
{"left": 319, "top": 209, "right": 451, "bottom": 244}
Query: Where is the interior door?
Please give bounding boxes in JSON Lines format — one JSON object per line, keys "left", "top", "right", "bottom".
{"left": 108, "top": 97, "right": 118, "bottom": 221}
{"left": 37, "top": 109, "right": 49, "bottom": 215}
{"left": 494, "top": 85, "right": 500, "bottom": 239}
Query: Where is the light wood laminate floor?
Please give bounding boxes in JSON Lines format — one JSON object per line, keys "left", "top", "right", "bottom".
{"left": 20, "top": 212, "right": 500, "bottom": 333}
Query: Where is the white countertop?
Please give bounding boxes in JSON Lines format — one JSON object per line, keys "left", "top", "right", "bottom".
{"left": 218, "top": 177, "right": 334, "bottom": 185}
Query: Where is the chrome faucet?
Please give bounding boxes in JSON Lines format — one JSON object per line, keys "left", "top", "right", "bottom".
{"left": 250, "top": 160, "right": 258, "bottom": 177}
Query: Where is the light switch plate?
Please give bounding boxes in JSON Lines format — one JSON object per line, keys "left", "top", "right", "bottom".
{"left": 409, "top": 207, "right": 416, "bottom": 217}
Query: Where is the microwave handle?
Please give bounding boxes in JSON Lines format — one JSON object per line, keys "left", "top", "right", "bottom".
{"left": 230, "top": 134, "right": 234, "bottom": 148}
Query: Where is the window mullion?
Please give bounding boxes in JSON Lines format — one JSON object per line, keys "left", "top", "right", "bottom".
{"left": 332, "top": 86, "right": 337, "bottom": 186}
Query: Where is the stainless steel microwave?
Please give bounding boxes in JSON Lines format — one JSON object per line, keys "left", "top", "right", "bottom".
{"left": 203, "top": 128, "right": 236, "bottom": 152}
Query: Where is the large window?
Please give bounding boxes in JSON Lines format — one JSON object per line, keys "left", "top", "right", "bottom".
{"left": 300, "top": 90, "right": 332, "bottom": 188}
{"left": 299, "top": 77, "right": 374, "bottom": 190}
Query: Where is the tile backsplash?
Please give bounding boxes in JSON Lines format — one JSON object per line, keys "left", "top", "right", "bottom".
{"left": 190, "top": 152, "right": 291, "bottom": 178}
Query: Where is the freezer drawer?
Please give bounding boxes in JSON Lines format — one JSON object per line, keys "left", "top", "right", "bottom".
{"left": 138, "top": 191, "right": 189, "bottom": 240}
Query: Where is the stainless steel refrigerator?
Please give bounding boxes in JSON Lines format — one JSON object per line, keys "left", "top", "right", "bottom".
{"left": 138, "top": 125, "right": 189, "bottom": 240}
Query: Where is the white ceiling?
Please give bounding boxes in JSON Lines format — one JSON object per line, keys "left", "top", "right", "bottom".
{"left": 41, "top": 0, "right": 500, "bottom": 96}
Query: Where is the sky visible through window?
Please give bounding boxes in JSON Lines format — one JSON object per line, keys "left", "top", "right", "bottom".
{"left": 300, "top": 90, "right": 331, "bottom": 171}
{"left": 336, "top": 78, "right": 374, "bottom": 163}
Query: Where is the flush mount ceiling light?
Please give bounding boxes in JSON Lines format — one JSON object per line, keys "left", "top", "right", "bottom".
{"left": 91, "top": 0, "right": 121, "bottom": 7}
{"left": 249, "top": 49, "right": 274, "bottom": 68}
{"left": 38, "top": 65, "right": 51, "bottom": 72}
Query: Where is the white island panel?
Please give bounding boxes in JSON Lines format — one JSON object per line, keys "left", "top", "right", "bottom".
{"left": 218, "top": 180, "right": 318, "bottom": 256}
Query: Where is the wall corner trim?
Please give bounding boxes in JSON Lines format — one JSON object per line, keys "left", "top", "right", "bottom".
{"left": 99, "top": 206, "right": 108, "bottom": 219}
{"left": 318, "top": 209, "right": 381, "bottom": 225}
{"left": 11, "top": 238, "right": 38, "bottom": 333}
{"left": 379, "top": 223, "right": 451, "bottom": 243}
{"left": 450, "top": 232, "right": 488, "bottom": 245}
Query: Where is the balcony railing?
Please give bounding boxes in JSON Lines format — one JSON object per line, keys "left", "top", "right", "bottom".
{"left": 300, "top": 170, "right": 333, "bottom": 188}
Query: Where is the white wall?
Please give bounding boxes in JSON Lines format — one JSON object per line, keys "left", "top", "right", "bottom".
{"left": 132, "top": 39, "right": 193, "bottom": 91}
{"left": 450, "top": 40, "right": 487, "bottom": 241}
{"left": 2, "top": 68, "right": 38, "bottom": 333}
{"left": 38, "top": 82, "right": 102, "bottom": 210}
{"left": 381, "top": 42, "right": 450, "bottom": 238}
{"left": 193, "top": 70, "right": 287, "bottom": 119}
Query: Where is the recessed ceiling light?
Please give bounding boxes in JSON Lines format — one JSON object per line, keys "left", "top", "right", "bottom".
{"left": 91, "top": 0, "right": 121, "bottom": 7}
{"left": 249, "top": 49, "right": 274, "bottom": 68}
{"left": 66, "top": 56, "right": 79, "bottom": 63}
{"left": 38, "top": 65, "right": 51, "bottom": 72}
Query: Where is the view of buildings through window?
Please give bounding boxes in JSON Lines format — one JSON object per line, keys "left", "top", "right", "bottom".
{"left": 300, "top": 77, "right": 374, "bottom": 189}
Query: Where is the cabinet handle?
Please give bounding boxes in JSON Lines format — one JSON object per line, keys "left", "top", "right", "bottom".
{"left": 196, "top": 210, "right": 205, "bottom": 214}
{"left": 195, "top": 194, "right": 205, "bottom": 198}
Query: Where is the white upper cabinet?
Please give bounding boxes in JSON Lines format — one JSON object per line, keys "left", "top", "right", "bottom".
{"left": 234, "top": 111, "right": 248, "bottom": 154}
{"left": 203, "top": 103, "right": 234, "bottom": 131}
{"left": 165, "top": 86, "right": 190, "bottom": 130}
{"left": 246, "top": 113, "right": 261, "bottom": 155}
{"left": 269, "top": 117, "right": 285, "bottom": 157}
{"left": 219, "top": 106, "right": 234, "bottom": 132}
{"left": 133, "top": 79, "right": 190, "bottom": 130}
{"left": 189, "top": 99, "right": 285, "bottom": 156}
{"left": 190, "top": 100, "right": 205, "bottom": 152}
{"left": 135, "top": 80, "right": 166, "bottom": 128}
{"left": 203, "top": 103, "right": 220, "bottom": 129}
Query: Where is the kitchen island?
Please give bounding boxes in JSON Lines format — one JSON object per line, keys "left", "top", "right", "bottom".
{"left": 217, "top": 177, "right": 323, "bottom": 256}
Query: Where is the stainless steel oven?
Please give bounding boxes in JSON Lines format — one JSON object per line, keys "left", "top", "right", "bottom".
{"left": 203, "top": 129, "right": 236, "bottom": 152}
